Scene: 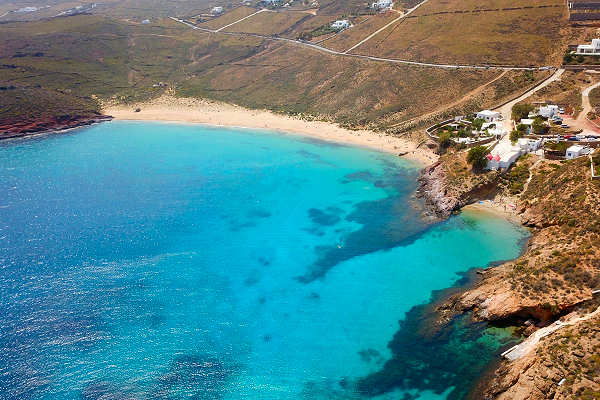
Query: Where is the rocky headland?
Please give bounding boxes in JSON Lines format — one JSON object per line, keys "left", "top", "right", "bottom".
{"left": 418, "top": 151, "right": 600, "bottom": 399}
{"left": 0, "top": 114, "right": 113, "bottom": 140}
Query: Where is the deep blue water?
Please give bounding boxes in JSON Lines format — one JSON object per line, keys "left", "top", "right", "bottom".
{"left": 0, "top": 121, "right": 529, "bottom": 400}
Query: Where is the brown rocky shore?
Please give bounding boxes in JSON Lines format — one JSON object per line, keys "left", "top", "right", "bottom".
{"left": 0, "top": 114, "right": 113, "bottom": 140}
{"left": 418, "top": 152, "right": 600, "bottom": 399}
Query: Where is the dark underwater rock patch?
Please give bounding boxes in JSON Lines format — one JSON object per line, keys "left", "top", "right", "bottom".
{"left": 308, "top": 208, "right": 342, "bottom": 226}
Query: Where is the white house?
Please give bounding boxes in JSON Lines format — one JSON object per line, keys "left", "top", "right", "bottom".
{"left": 141, "top": 19, "right": 150, "bottom": 24}
{"left": 517, "top": 137, "right": 542, "bottom": 152}
{"left": 487, "top": 149, "right": 523, "bottom": 171}
{"left": 372, "top": 0, "right": 393, "bottom": 9}
{"left": 566, "top": 145, "right": 590, "bottom": 159}
{"left": 476, "top": 110, "right": 501, "bottom": 123}
{"left": 576, "top": 38, "right": 600, "bottom": 55}
{"left": 331, "top": 19, "right": 350, "bottom": 30}
{"left": 211, "top": 6, "right": 224, "bottom": 14}
{"left": 539, "top": 105, "right": 559, "bottom": 119}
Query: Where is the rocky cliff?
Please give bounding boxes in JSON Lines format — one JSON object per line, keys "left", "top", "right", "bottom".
{"left": 420, "top": 152, "right": 600, "bottom": 399}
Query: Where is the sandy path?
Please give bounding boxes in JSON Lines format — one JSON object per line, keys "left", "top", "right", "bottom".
{"left": 103, "top": 96, "right": 439, "bottom": 165}
{"left": 503, "top": 305, "right": 600, "bottom": 361}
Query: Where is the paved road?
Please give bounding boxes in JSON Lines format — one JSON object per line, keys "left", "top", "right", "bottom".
{"left": 496, "top": 68, "right": 565, "bottom": 133}
{"left": 169, "top": 16, "right": 556, "bottom": 71}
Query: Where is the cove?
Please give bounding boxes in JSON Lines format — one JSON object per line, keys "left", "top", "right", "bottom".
{"left": 0, "top": 121, "right": 529, "bottom": 399}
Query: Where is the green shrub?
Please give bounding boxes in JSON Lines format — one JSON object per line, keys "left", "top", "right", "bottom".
{"left": 467, "top": 145, "right": 489, "bottom": 170}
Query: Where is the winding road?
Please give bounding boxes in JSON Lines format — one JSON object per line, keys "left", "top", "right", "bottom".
{"left": 168, "top": 16, "right": 555, "bottom": 71}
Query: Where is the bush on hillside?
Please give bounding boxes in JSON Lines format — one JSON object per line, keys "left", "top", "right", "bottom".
{"left": 467, "top": 146, "right": 489, "bottom": 171}
{"left": 510, "top": 129, "right": 525, "bottom": 143}
{"left": 512, "top": 103, "right": 534, "bottom": 121}
{"left": 438, "top": 132, "right": 453, "bottom": 149}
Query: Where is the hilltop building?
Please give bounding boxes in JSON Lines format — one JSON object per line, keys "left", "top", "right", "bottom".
{"left": 476, "top": 110, "right": 501, "bottom": 122}
{"left": 372, "top": 0, "right": 393, "bottom": 10}
{"left": 576, "top": 38, "right": 600, "bottom": 54}
{"left": 211, "top": 6, "right": 224, "bottom": 15}
{"left": 331, "top": 19, "right": 350, "bottom": 30}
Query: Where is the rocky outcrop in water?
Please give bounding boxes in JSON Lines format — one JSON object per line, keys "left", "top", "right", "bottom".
{"left": 416, "top": 155, "right": 500, "bottom": 219}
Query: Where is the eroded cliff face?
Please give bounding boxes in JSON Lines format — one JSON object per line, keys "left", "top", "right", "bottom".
{"left": 479, "top": 310, "right": 600, "bottom": 400}
{"left": 419, "top": 153, "right": 600, "bottom": 399}
{"left": 417, "top": 153, "right": 500, "bottom": 219}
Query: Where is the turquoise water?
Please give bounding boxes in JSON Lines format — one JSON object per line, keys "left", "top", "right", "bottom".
{"left": 0, "top": 121, "right": 528, "bottom": 400}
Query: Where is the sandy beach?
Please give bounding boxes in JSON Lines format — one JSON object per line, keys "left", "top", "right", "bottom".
{"left": 462, "top": 195, "right": 522, "bottom": 225}
{"left": 103, "top": 95, "right": 438, "bottom": 165}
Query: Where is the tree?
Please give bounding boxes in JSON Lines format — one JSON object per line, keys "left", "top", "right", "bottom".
{"left": 532, "top": 118, "right": 547, "bottom": 134}
{"left": 472, "top": 118, "right": 485, "bottom": 131}
{"left": 467, "top": 146, "right": 489, "bottom": 170}
{"left": 510, "top": 129, "right": 524, "bottom": 143}
{"left": 511, "top": 103, "right": 534, "bottom": 121}
{"left": 438, "top": 132, "right": 453, "bottom": 149}
{"left": 563, "top": 52, "right": 573, "bottom": 64}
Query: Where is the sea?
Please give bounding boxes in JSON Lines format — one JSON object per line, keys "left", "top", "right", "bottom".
{"left": 0, "top": 121, "right": 529, "bottom": 400}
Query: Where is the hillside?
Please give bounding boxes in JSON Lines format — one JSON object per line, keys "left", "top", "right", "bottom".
{"left": 0, "top": 12, "right": 554, "bottom": 137}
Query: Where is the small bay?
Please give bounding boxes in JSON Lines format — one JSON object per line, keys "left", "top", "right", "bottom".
{"left": 0, "top": 121, "right": 528, "bottom": 399}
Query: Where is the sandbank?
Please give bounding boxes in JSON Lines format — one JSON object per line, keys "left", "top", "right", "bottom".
{"left": 103, "top": 96, "right": 438, "bottom": 165}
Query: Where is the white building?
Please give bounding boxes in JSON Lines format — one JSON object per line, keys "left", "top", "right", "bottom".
{"left": 211, "top": 6, "right": 224, "bottom": 14}
{"left": 372, "top": 0, "right": 393, "bottom": 9}
{"left": 141, "top": 19, "right": 150, "bottom": 24}
{"left": 476, "top": 110, "right": 501, "bottom": 123}
{"left": 576, "top": 39, "right": 600, "bottom": 55}
{"left": 487, "top": 149, "right": 523, "bottom": 171}
{"left": 331, "top": 19, "right": 350, "bottom": 30}
{"left": 517, "top": 138, "right": 542, "bottom": 152}
{"left": 539, "top": 105, "right": 559, "bottom": 119}
{"left": 566, "top": 145, "right": 590, "bottom": 159}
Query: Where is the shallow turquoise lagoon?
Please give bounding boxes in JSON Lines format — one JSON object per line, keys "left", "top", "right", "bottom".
{"left": 0, "top": 121, "right": 528, "bottom": 399}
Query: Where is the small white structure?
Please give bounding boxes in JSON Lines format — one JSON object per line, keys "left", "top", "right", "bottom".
{"left": 211, "top": 6, "right": 224, "bottom": 14}
{"left": 481, "top": 122, "right": 504, "bottom": 137}
{"left": 517, "top": 138, "right": 542, "bottom": 152}
{"left": 476, "top": 110, "right": 501, "bottom": 123}
{"left": 487, "top": 150, "right": 523, "bottom": 171}
{"left": 576, "top": 39, "right": 600, "bottom": 55}
{"left": 331, "top": 19, "right": 350, "bottom": 30}
{"left": 539, "top": 105, "right": 559, "bottom": 119}
{"left": 141, "top": 19, "right": 150, "bottom": 24}
{"left": 519, "top": 118, "right": 535, "bottom": 134}
{"left": 372, "top": 0, "right": 393, "bottom": 9}
{"left": 566, "top": 145, "right": 590, "bottom": 159}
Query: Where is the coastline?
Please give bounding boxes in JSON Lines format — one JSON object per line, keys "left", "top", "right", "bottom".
{"left": 102, "top": 95, "right": 438, "bottom": 166}
{"left": 0, "top": 116, "right": 113, "bottom": 141}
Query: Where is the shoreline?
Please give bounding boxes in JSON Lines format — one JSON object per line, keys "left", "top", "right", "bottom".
{"left": 0, "top": 116, "right": 113, "bottom": 142}
{"left": 102, "top": 95, "right": 439, "bottom": 166}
